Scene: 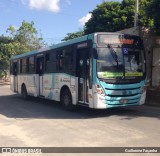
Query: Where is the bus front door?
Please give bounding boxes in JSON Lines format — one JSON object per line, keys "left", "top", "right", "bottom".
{"left": 36, "top": 56, "right": 44, "bottom": 96}
{"left": 77, "top": 49, "right": 90, "bottom": 105}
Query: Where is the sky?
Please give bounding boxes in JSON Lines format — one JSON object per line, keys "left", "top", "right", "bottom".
{"left": 0, "top": 0, "right": 122, "bottom": 45}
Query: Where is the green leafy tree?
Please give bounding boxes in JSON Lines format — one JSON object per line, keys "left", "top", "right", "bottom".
{"left": 84, "top": 0, "right": 135, "bottom": 34}
{"left": 84, "top": 0, "right": 160, "bottom": 34}
{"left": 62, "top": 30, "right": 84, "bottom": 41}
{"left": 63, "top": 0, "right": 159, "bottom": 40}
{"left": 7, "top": 20, "right": 45, "bottom": 53}
{"left": 145, "top": 0, "right": 160, "bottom": 28}
{"left": 138, "top": 0, "right": 153, "bottom": 27}
{"left": 0, "top": 35, "right": 15, "bottom": 79}
{"left": 0, "top": 21, "right": 46, "bottom": 78}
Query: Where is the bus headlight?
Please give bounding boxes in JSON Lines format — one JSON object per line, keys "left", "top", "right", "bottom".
{"left": 140, "top": 86, "right": 146, "bottom": 94}
{"left": 95, "top": 84, "right": 105, "bottom": 96}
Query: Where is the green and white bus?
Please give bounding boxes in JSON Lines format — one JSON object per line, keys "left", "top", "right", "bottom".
{"left": 10, "top": 32, "right": 146, "bottom": 110}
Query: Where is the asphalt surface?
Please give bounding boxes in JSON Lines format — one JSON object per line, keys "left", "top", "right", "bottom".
{"left": 0, "top": 85, "right": 160, "bottom": 156}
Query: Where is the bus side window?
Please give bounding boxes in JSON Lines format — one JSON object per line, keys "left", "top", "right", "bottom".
{"left": 20, "top": 58, "right": 28, "bottom": 73}
{"left": 62, "top": 47, "right": 74, "bottom": 74}
{"left": 56, "top": 51, "right": 59, "bottom": 71}
{"left": 20, "top": 59, "right": 22, "bottom": 73}
{"left": 51, "top": 52, "right": 57, "bottom": 72}
{"left": 13, "top": 62, "right": 18, "bottom": 76}
{"left": 56, "top": 51, "right": 63, "bottom": 71}
{"left": 36, "top": 57, "right": 44, "bottom": 75}
{"left": 59, "top": 51, "right": 63, "bottom": 71}
{"left": 26, "top": 58, "right": 29, "bottom": 73}
{"left": 45, "top": 53, "right": 50, "bottom": 72}
{"left": 56, "top": 47, "right": 74, "bottom": 74}
{"left": 29, "top": 56, "right": 35, "bottom": 73}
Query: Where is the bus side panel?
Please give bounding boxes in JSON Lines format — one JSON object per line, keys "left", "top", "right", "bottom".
{"left": 10, "top": 75, "right": 18, "bottom": 92}
{"left": 43, "top": 73, "right": 78, "bottom": 105}
{"left": 57, "top": 74, "right": 77, "bottom": 105}
{"left": 43, "top": 74, "right": 55, "bottom": 100}
{"left": 88, "top": 84, "right": 94, "bottom": 108}
{"left": 70, "top": 76, "right": 78, "bottom": 105}
{"left": 10, "top": 75, "right": 14, "bottom": 92}
{"left": 34, "top": 74, "right": 40, "bottom": 96}
{"left": 18, "top": 74, "right": 39, "bottom": 97}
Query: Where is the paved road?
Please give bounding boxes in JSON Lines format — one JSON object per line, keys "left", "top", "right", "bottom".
{"left": 0, "top": 85, "right": 160, "bottom": 155}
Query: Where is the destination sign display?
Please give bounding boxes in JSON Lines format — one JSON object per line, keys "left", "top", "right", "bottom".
{"left": 103, "top": 38, "right": 134, "bottom": 44}
{"left": 98, "top": 34, "right": 141, "bottom": 46}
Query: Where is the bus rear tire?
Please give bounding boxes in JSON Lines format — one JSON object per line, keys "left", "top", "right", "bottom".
{"left": 21, "top": 84, "right": 28, "bottom": 100}
{"left": 61, "top": 89, "right": 76, "bottom": 111}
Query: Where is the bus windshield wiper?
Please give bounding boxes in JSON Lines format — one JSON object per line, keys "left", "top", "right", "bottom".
{"left": 108, "top": 44, "right": 119, "bottom": 69}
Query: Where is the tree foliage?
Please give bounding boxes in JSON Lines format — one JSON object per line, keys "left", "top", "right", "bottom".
{"left": 7, "top": 21, "right": 45, "bottom": 53}
{"left": 63, "top": 0, "right": 159, "bottom": 40}
{"left": 0, "top": 21, "right": 46, "bottom": 76}
{"left": 62, "top": 31, "right": 84, "bottom": 41}
{"left": 0, "top": 36, "right": 14, "bottom": 72}
{"left": 138, "top": 0, "right": 154, "bottom": 27}
{"left": 144, "top": 0, "right": 160, "bottom": 28}
{"left": 84, "top": 0, "right": 160, "bottom": 34}
{"left": 84, "top": 0, "right": 135, "bottom": 34}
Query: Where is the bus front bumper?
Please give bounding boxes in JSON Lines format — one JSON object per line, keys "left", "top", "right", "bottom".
{"left": 93, "top": 91, "right": 146, "bottom": 109}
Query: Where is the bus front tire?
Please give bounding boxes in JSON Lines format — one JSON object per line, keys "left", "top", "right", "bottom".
{"left": 21, "top": 85, "right": 28, "bottom": 100}
{"left": 61, "top": 89, "right": 75, "bottom": 111}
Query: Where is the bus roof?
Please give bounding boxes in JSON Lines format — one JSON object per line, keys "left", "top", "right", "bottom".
{"left": 10, "top": 32, "right": 138, "bottom": 60}
{"left": 10, "top": 33, "right": 95, "bottom": 60}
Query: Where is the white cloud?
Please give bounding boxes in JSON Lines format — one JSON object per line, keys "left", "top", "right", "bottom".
{"left": 20, "top": 0, "right": 73, "bottom": 13}
{"left": 21, "top": 0, "right": 60, "bottom": 12}
{"left": 29, "top": 0, "right": 60, "bottom": 12}
{"left": 79, "top": 13, "right": 92, "bottom": 26}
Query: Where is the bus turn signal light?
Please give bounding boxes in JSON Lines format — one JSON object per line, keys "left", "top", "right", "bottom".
{"left": 95, "top": 84, "right": 105, "bottom": 96}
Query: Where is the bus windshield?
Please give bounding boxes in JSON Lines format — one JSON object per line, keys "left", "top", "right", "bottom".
{"left": 97, "top": 46, "right": 145, "bottom": 79}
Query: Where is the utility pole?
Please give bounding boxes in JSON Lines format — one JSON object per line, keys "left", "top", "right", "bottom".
{"left": 134, "top": 0, "right": 139, "bottom": 27}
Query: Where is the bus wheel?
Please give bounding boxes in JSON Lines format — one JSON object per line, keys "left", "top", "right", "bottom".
{"left": 61, "top": 89, "right": 75, "bottom": 111}
{"left": 21, "top": 85, "right": 28, "bottom": 100}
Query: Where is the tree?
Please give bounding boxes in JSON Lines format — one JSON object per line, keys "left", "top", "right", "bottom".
{"left": 84, "top": 0, "right": 160, "bottom": 34}
{"left": 144, "top": 0, "right": 160, "bottom": 28}
{"left": 138, "top": 0, "right": 153, "bottom": 27}
{"left": 62, "top": 30, "right": 84, "bottom": 41}
{"left": 7, "top": 20, "right": 46, "bottom": 54}
{"left": 0, "top": 35, "right": 15, "bottom": 79}
{"left": 84, "top": 0, "right": 135, "bottom": 34}
{"left": 0, "top": 21, "right": 46, "bottom": 79}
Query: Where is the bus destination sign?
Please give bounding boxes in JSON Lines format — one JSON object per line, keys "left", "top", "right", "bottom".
{"left": 98, "top": 35, "right": 135, "bottom": 45}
